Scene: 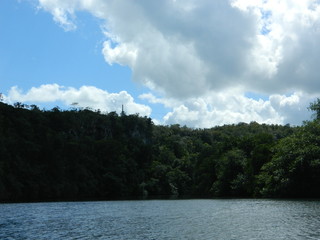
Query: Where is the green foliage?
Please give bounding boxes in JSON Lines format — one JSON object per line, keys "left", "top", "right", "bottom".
{"left": 0, "top": 103, "right": 153, "bottom": 201}
{"left": 258, "top": 121, "right": 320, "bottom": 197}
{"left": 308, "top": 98, "right": 320, "bottom": 120}
{"left": 0, "top": 101, "right": 319, "bottom": 202}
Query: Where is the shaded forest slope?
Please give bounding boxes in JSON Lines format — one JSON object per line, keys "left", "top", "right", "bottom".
{"left": 0, "top": 102, "right": 319, "bottom": 202}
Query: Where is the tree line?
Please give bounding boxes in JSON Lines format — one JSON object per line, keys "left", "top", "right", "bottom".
{"left": 0, "top": 101, "right": 319, "bottom": 202}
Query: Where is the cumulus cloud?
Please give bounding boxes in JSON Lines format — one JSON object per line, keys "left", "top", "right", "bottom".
{"left": 4, "top": 84, "right": 313, "bottom": 127}
{"left": 233, "top": 0, "right": 320, "bottom": 94}
{"left": 141, "top": 90, "right": 314, "bottom": 127}
{"left": 36, "top": 0, "right": 256, "bottom": 97}
{"left": 36, "top": 0, "right": 320, "bottom": 97}
{"left": 5, "top": 84, "right": 151, "bottom": 116}
{"left": 33, "top": 0, "right": 320, "bottom": 127}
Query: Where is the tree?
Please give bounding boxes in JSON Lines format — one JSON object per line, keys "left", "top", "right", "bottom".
{"left": 308, "top": 98, "right": 320, "bottom": 120}
{"left": 258, "top": 121, "right": 320, "bottom": 197}
{"left": 211, "top": 149, "right": 248, "bottom": 197}
{"left": 0, "top": 101, "right": 301, "bottom": 201}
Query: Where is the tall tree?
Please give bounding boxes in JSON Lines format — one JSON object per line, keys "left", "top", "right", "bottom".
{"left": 308, "top": 98, "right": 320, "bottom": 120}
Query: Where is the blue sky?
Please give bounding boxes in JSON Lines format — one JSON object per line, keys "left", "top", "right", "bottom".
{"left": 1, "top": 0, "right": 319, "bottom": 127}
{"left": 0, "top": 0, "right": 156, "bottom": 112}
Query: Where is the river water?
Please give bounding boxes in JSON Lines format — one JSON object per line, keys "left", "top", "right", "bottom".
{"left": 1, "top": 199, "right": 319, "bottom": 240}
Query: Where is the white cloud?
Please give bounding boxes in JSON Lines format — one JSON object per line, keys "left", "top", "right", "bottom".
{"left": 32, "top": 0, "right": 320, "bottom": 127}
{"left": 38, "top": 0, "right": 78, "bottom": 31}
{"left": 141, "top": 90, "right": 314, "bottom": 128}
{"left": 39, "top": 0, "right": 320, "bottom": 95}
{"left": 5, "top": 84, "right": 151, "bottom": 116}
{"left": 234, "top": 0, "right": 320, "bottom": 93}
{"left": 102, "top": 40, "right": 137, "bottom": 67}
{"left": 35, "top": 0, "right": 256, "bottom": 97}
{"left": 36, "top": 0, "right": 320, "bottom": 96}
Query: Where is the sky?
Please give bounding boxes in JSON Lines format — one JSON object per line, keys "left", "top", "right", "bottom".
{"left": 1, "top": 0, "right": 320, "bottom": 128}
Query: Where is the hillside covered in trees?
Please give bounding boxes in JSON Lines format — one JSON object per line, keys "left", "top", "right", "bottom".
{"left": 0, "top": 101, "right": 319, "bottom": 202}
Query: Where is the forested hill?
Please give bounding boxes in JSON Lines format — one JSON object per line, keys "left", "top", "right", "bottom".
{"left": 0, "top": 101, "right": 320, "bottom": 202}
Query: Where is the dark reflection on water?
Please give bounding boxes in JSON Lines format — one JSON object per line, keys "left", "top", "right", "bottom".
{"left": 1, "top": 199, "right": 320, "bottom": 240}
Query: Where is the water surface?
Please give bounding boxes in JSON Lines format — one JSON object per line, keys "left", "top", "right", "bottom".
{"left": 1, "top": 199, "right": 319, "bottom": 239}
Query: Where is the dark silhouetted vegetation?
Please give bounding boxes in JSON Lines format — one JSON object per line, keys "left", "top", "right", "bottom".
{"left": 0, "top": 100, "right": 319, "bottom": 202}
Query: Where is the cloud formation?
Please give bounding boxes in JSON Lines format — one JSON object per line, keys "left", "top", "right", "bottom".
{"left": 5, "top": 84, "right": 151, "bottom": 116}
{"left": 37, "top": 0, "right": 320, "bottom": 97}
{"left": 140, "top": 90, "right": 314, "bottom": 127}
{"left": 33, "top": 0, "right": 320, "bottom": 127}
{"left": 4, "top": 84, "right": 314, "bottom": 127}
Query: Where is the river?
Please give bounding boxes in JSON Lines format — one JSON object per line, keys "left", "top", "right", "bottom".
{"left": 1, "top": 199, "right": 319, "bottom": 239}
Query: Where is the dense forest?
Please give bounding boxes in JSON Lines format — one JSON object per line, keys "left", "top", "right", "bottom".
{"left": 0, "top": 100, "right": 320, "bottom": 202}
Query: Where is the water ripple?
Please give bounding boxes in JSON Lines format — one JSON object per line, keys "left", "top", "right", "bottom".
{"left": 1, "top": 199, "right": 320, "bottom": 240}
